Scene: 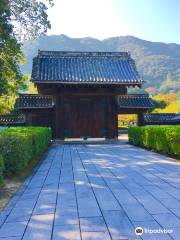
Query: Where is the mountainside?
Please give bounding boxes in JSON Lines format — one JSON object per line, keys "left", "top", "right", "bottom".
{"left": 21, "top": 35, "right": 180, "bottom": 94}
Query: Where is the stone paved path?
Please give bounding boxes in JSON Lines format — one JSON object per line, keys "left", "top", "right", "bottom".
{"left": 0, "top": 142, "right": 180, "bottom": 240}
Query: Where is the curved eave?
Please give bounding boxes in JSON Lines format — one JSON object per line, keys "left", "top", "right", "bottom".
{"left": 118, "top": 106, "right": 154, "bottom": 109}
{"left": 31, "top": 80, "right": 145, "bottom": 85}
{"left": 16, "top": 106, "right": 54, "bottom": 110}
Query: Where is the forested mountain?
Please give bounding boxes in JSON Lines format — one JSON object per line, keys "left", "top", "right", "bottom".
{"left": 21, "top": 35, "right": 180, "bottom": 94}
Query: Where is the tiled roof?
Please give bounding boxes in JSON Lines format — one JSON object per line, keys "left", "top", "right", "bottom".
{"left": 117, "top": 94, "right": 155, "bottom": 108}
{"left": 15, "top": 94, "right": 154, "bottom": 110}
{"left": 0, "top": 114, "right": 26, "bottom": 125}
{"left": 144, "top": 113, "right": 180, "bottom": 123}
{"left": 171, "top": 114, "right": 180, "bottom": 121}
{"left": 15, "top": 94, "right": 54, "bottom": 109}
{"left": 31, "top": 51, "right": 143, "bottom": 84}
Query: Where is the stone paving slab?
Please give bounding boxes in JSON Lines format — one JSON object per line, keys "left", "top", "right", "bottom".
{"left": 0, "top": 142, "right": 180, "bottom": 239}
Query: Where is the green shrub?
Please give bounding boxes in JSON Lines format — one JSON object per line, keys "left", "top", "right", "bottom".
{"left": 0, "top": 155, "right": 4, "bottom": 185}
{"left": 128, "top": 126, "right": 180, "bottom": 157}
{"left": 0, "top": 127, "right": 51, "bottom": 176}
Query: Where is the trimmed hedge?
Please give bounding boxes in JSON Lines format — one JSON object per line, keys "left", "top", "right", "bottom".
{"left": 0, "top": 155, "right": 4, "bottom": 185}
{"left": 0, "top": 127, "right": 52, "bottom": 177}
{"left": 128, "top": 126, "right": 180, "bottom": 157}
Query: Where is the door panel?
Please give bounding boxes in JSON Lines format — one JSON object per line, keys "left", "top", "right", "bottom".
{"left": 63, "top": 97, "right": 107, "bottom": 138}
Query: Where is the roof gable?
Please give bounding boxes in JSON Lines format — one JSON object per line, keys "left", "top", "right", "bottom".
{"left": 31, "top": 51, "right": 143, "bottom": 84}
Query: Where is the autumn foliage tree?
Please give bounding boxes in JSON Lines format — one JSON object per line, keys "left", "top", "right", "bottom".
{"left": 153, "top": 93, "right": 177, "bottom": 105}
{"left": 153, "top": 93, "right": 180, "bottom": 113}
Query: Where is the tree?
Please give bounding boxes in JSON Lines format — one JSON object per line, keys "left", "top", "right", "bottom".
{"left": 153, "top": 93, "right": 177, "bottom": 105}
{"left": 152, "top": 93, "right": 180, "bottom": 113}
{"left": 0, "top": 95, "right": 16, "bottom": 114}
{"left": 152, "top": 99, "right": 166, "bottom": 109}
{"left": 0, "top": 0, "right": 53, "bottom": 96}
{"left": 0, "top": 0, "right": 23, "bottom": 95}
{"left": 118, "top": 114, "right": 137, "bottom": 128}
{"left": 28, "top": 81, "right": 37, "bottom": 94}
{"left": 9, "top": 0, "right": 53, "bottom": 41}
{"left": 145, "top": 87, "right": 155, "bottom": 95}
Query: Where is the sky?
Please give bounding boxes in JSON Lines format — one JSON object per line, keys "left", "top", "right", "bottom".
{"left": 47, "top": 0, "right": 180, "bottom": 44}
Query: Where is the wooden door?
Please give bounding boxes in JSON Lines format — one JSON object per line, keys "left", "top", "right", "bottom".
{"left": 62, "top": 97, "right": 107, "bottom": 138}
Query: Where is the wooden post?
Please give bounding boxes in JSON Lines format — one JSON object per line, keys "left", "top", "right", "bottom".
{"left": 24, "top": 112, "right": 32, "bottom": 126}
{"left": 55, "top": 95, "right": 64, "bottom": 139}
{"left": 106, "top": 97, "right": 118, "bottom": 139}
{"left": 137, "top": 113, "right": 144, "bottom": 126}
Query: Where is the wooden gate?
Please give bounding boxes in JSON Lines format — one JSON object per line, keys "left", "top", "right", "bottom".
{"left": 62, "top": 97, "right": 107, "bottom": 138}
